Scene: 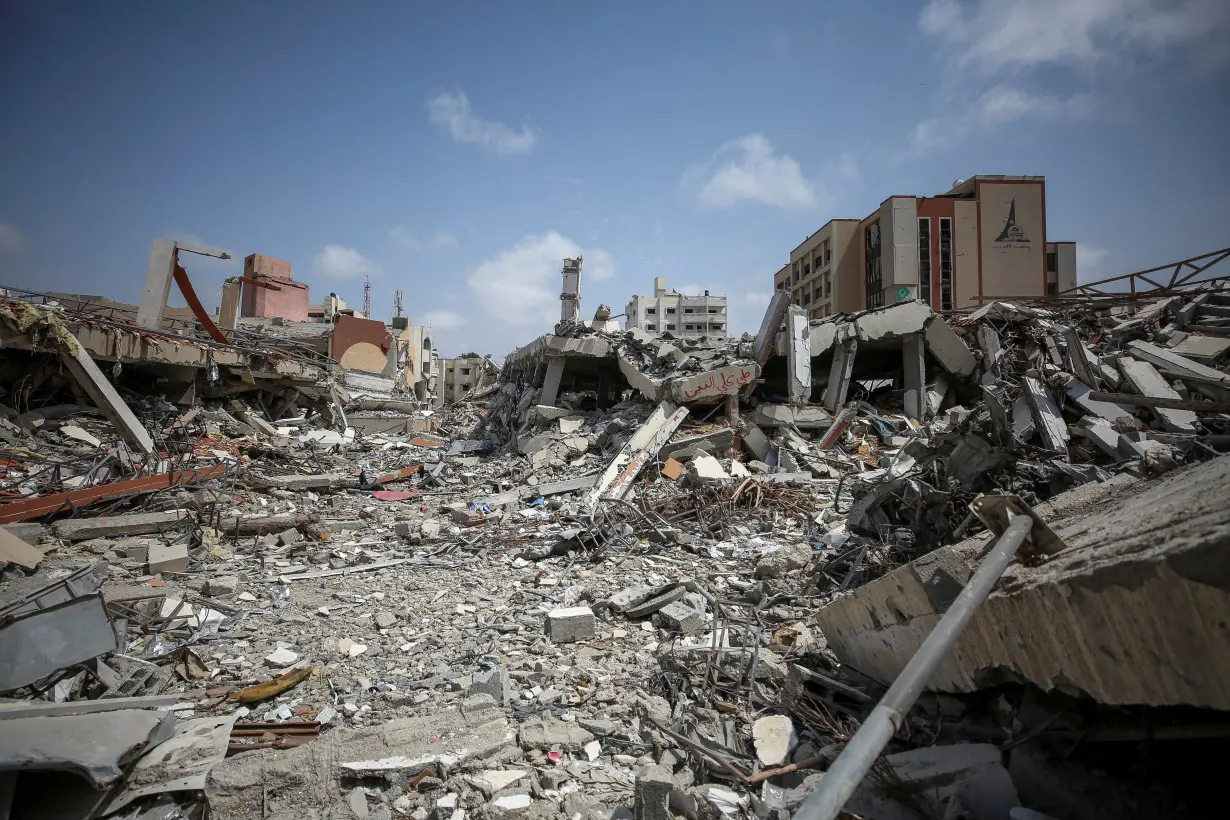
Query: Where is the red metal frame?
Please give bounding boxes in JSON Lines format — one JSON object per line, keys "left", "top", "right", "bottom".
{"left": 0, "top": 465, "right": 228, "bottom": 524}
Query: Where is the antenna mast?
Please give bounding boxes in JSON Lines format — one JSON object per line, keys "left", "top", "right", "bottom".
{"left": 363, "top": 275, "right": 372, "bottom": 317}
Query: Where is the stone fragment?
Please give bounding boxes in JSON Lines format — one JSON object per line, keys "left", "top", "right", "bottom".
{"left": 608, "top": 586, "right": 653, "bottom": 614}
{"left": 658, "top": 600, "right": 703, "bottom": 634}
{"left": 518, "top": 718, "right": 594, "bottom": 752}
{"left": 276, "top": 528, "right": 302, "bottom": 546}
{"left": 471, "top": 665, "right": 511, "bottom": 705}
{"left": 374, "top": 611, "right": 397, "bottom": 629}
{"left": 148, "top": 543, "right": 190, "bottom": 575}
{"left": 203, "top": 575, "right": 238, "bottom": 597}
{"left": 545, "top": 606, "right": 595, "bottom": 643}
{"left": 689, "top": 453, "right": 729, "bottom": 480}
{"left": 752, "top": 715, "right": 797, "bottom": 766}
{"left": 754, "top": 543, "right": 812, "bottom": 579}
{"left": 265, "top": 648, "right": 299, "bottom": 667}
{"left": 466, "top": 769, "right": 528, "bottom": 797}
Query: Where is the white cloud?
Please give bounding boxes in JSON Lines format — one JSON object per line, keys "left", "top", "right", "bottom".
{"left": 421, "top": 309, "right": 467, "bottom": 331}
{"left": 431, "top": 232, "right": 459, "bottom": 249}
{"left": 466, "top": 232, "right": 614, "bottom": 337}
{"left": 316, "top": 245, "right": 381, "bottom": 279}
{"left": 427, "top": 88, "right": 536, "bottom": 156}
{"left": 905, "top": 85, "right": 1092, "bottom": 155}
{"left": 919, "top": 0, "right": 1230, "bottom": 72}
{"left": 685, "top": 134, "right": 816, "bottom": 210}
{"left": 1077, "top": 244, "right": 1110, "bottom": 282}
{"left": 0, "top": 222, "right": 26, "bottom": 254}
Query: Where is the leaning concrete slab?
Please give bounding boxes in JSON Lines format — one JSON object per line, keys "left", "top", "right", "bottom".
{"left": 1128, "top": 340, "right": 1230, "bottom": 388}
{"left": 60, "top": 343, "right": 157, "bottom": 456}
{"left": 667, "top": 363, "right": 758, "bottom": 403}
{"left": 1118, "top": 356, "right": 1199, "bottom": 433}
{"left": 822, "top": 333, "right": 858, "bottom": 413}
{"left": 751, "top": 291, "right": 791, "bottom": 365}
{"left": 924, "top": 317, "right": 977, "bottom": 377}
{"left": 1022, "top": 374, "right": 1069, "bottom": 453}
{"left": 539, "top": 357, "right": 567, "bottom": 407}
{"left": 814, "top": 455, "right": 1230, "bottom": 709}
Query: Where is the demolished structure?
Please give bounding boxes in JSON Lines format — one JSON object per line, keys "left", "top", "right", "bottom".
{"left": 2, "top": 244, "right": 1230, "bottom": 820}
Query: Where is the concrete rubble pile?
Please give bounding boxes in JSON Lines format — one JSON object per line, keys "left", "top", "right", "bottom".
{"left": 1, "top": 282, "right": 1229, "bottom": 820}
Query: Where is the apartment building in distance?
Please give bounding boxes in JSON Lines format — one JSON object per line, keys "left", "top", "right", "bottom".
{"left": 438, "top": 354, "right": 499, "bottom": 405}
{"left": 774, "top": 175, "right": 1078, "bottom": 313}
{"left": 625, "top": 277, "right": 728, "bottom": 338}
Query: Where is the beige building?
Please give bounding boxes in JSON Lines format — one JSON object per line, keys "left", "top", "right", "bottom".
{"left": 773, "top": 219, "right": 862, "bottom": 319}
{"left": 625, "top": 277, "right": 728, "bottom": 338}
{"left": 439, "top": 354, "right": 498, "bottom": 405}
{"left": 775, "top": 175, "right": 1078, "bottom": 314}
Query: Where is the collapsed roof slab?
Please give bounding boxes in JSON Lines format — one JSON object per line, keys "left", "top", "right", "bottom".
{"left": 814, "top": 455, "right": 1230, "bottom": 709}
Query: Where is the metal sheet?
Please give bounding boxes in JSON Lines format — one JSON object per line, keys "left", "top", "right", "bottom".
{"left": 0, "top": 594, "right": 118, "bottom": 693}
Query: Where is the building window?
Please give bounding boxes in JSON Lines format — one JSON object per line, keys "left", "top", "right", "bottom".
{"left": 803, "top": 262, "right": 811, "bottom": 277}
{"left": 939, "top": 217, "right": 953, "bottom": 311}
{"left": 1046, "top": 251, "right": 1057, "bottom": 273}
{"left": 666, "top": 307, "right": 676, "bottom": 315}
{"left": 646, "top": 323, "right": 656, "bottom": 331}
{"left": 825, "top": 245, "right": 832, "bottom": 265}
{"left": 918, "top": 217, "right": 932, "bottom": 306}
{"left": 708, "top": 307, "right": 719, "bottom": 314}
{"left": 666, "top": 323, "right": 676, "bottom": 330}
{"left": 685, "top": 324, "right": 695, "bottom": 331}
{"left": 865, "top": 221, "right": 883, "bottom": 309}
{"left": 646, "top": 307, "right": 656, "bottom": 315}
{"left": 684, "top": 308, "right": 694, "bottom": 314}
{"left": 713, "top": 323, "right": 724, "bottom": 331}
{"left": 461, "top": 382, "right": 471, "bottom": 391}
{"left": 777, "top": 281, "right": 786, "bottom": 290}
{"left": 460, "top": 368, "right": 471, "bottom": 376}
{"left": 1047, "top": 282, "right": 1058, "bottom": 296}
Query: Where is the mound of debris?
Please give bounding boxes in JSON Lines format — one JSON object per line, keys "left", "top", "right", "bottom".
{"left": 2, "top": 281, "right": 1229, "bottom": 820}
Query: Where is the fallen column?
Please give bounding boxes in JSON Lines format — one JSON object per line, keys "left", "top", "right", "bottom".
{"left": 785, "top": 305, "right": 812, "bottom": 404}
{"left": 822, "top": 332, "right": 858, "bottom": 413}
{"left": 59, "top": 342, "right": 157, "bottom": 456}
{"left": 583, "top": 402, "right": 689, "bottom": 512}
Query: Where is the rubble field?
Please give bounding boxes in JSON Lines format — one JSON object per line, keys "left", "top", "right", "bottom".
{"left": 2, "top": 285, "right": 1230, "bottom": 820}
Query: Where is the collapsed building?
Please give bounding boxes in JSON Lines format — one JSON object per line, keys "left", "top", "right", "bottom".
{"left": 1, "top": 241, "right": 1229, "bottom": 820}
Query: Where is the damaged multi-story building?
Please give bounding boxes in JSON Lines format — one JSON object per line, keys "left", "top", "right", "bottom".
{"left": 625, "top": 277, "right": 728, "bottom": 339}
{"left": 776, "top": 174, "right": 1080, "bottom": 317}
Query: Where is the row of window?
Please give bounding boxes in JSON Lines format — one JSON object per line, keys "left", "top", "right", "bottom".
{"left": 790, "top": 239, "right": 834, "bottom": 286}
{"left": 644, "top": 306, "right": 724, "bottom": 316}
{"left": 643, "top": 323, "right": 726, "bottom": 333}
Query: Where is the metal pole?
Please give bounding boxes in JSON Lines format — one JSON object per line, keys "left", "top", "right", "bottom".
{"left": 793, "top": 513, "right": 1035, "bottom": 820}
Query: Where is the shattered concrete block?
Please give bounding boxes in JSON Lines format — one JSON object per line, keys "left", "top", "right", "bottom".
{"left": 608, "top": 586, "right": 653, "bottom": 614}
{"left": 618, "top": 354, "right": 664, "bottom": 402}
{"left": 754, "top": 543, "right": 811, "bottom": 579}
{"left": 739, "top": 420, "right": 772, "bottom": 462}
{"left": 374, "top": 611, "right": 397, "bottom": 629}
{"left": 276, "top": 528, "right": 302, "bottom": 547}
{"left": 420, "top": 519, "right": 441, "bottom": 538}
{"left": 516, "top": 433, "right": 554, "bottom": 456}
{"left": 624, "top": 585, "right": 688, "bottom": 618}
{"left": 634, "top": 764, "right": 674, "bottom": 820}
{"left": 471, "top": 665, "right": 511, "bottom": 705}
{"left": 148, "top": 543, "right": 189, "bottom": 575}
{"left": 393, "top": 521, "right": 413, "bottom": 536}
{"left": 203, "top": 575, "right": 238, "bottom": 597}
{"left": 658, "top": 599, "right": 703, "bottom": 634}
{"left": 545, "top": 606, "right": 595, "bottom": 643}
{"left": 558, "top": 416, "right": 584, "bottom": 435}
{"left": 518, "top": 718, "right": 595, "bottom": 752}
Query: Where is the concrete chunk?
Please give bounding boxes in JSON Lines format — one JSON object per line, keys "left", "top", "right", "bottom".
{"left": 1118, "top": 357, "right": 1199, "bottom": 433}
{"left": 634, "top": 764, "right": 674, "bottom": 820}
{"left": 752, "top": 715, "right": 798, "bottom": 766}
{"left": 545, "top": 606, "right": 595, "bottom": 643}
{"left": 519, "top": 718, "right": 594, "bottom": 752}
{"left": 148, "top": 543, "right": 190, "bottom": 575}
{"left": 924, "top": 316, "right": 977, "bottom": 377}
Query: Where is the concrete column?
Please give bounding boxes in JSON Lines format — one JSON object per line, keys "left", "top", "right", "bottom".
{"left": 751, "top": 291, "right": 791, "bottom": 365}
{"left": 539, "top": 357, "right": 567, "bottom": 407}
{"left": 136, "top": 239, "right": 177, "bottom": 331}
{"left": 219, "top": 278, "right": 241, "bottom": 331}
{"left": 785, "top": 305, "right": 812, "bottom": 404}
{"left": 823, "top": 337, "right": 858, "bottom": 412}
{"left": 903, "top": 332, "right": 926, "bottom": 420}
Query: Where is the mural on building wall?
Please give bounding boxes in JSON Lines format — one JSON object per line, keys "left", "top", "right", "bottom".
{"left": 994, "top": 199, "right": 1031, "bottom": 247}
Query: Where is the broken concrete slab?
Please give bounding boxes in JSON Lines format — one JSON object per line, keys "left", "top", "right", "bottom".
{"left": 854, "top": 300, "right": 932, "bottom": 341}
{"left": 0, "top": 709, "right": 176, "bottom": 788}
{"left": 814, "top": 456, "right": 1230, "bottom": 708}
{"left": 102, "top": 714, "right": 238, "bottom": 815}
{"left": 667, "top": 363, "right": 758, "bottom": 403}
{"left": 785, "top": 305, "right": 812, "bottom": 403}
{"left": 634, "top": 764, "right": 673, "bottom": 820}
{"left": 924, "top": 316, "right": 977, "bottom": 377}
{"left": 1022, "top": 374, "right": 1069, "bottom": 454}
{"left": 59, "top": 340, "right": 157, "bottom": 456}
{"left": 1128, "top": 340, "right": 1230, "bottom": 388}
{"left": 518, "top": 718, "right": 594, "bottom": 752}
{"left": 53, "top": 509, "right": 191, "bottom": 542}
{"left": 583, "top": 402, "right": 688, "bottom": 512}
{"left": 207, "top": 700, "right": 514, "bottom": 816}
{"left": 1118, "top": 356, "right": 1199, "bottom": 433}
{"left": 0, "top": 527, "right": 42, "bottom": 569}
{"left": 752, "top": 715, "right": 797, "bottom": 766}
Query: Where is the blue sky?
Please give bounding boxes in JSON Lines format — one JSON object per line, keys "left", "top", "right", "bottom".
{"left": 2, "top": 1, "right": 1228, "bottom": 357}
